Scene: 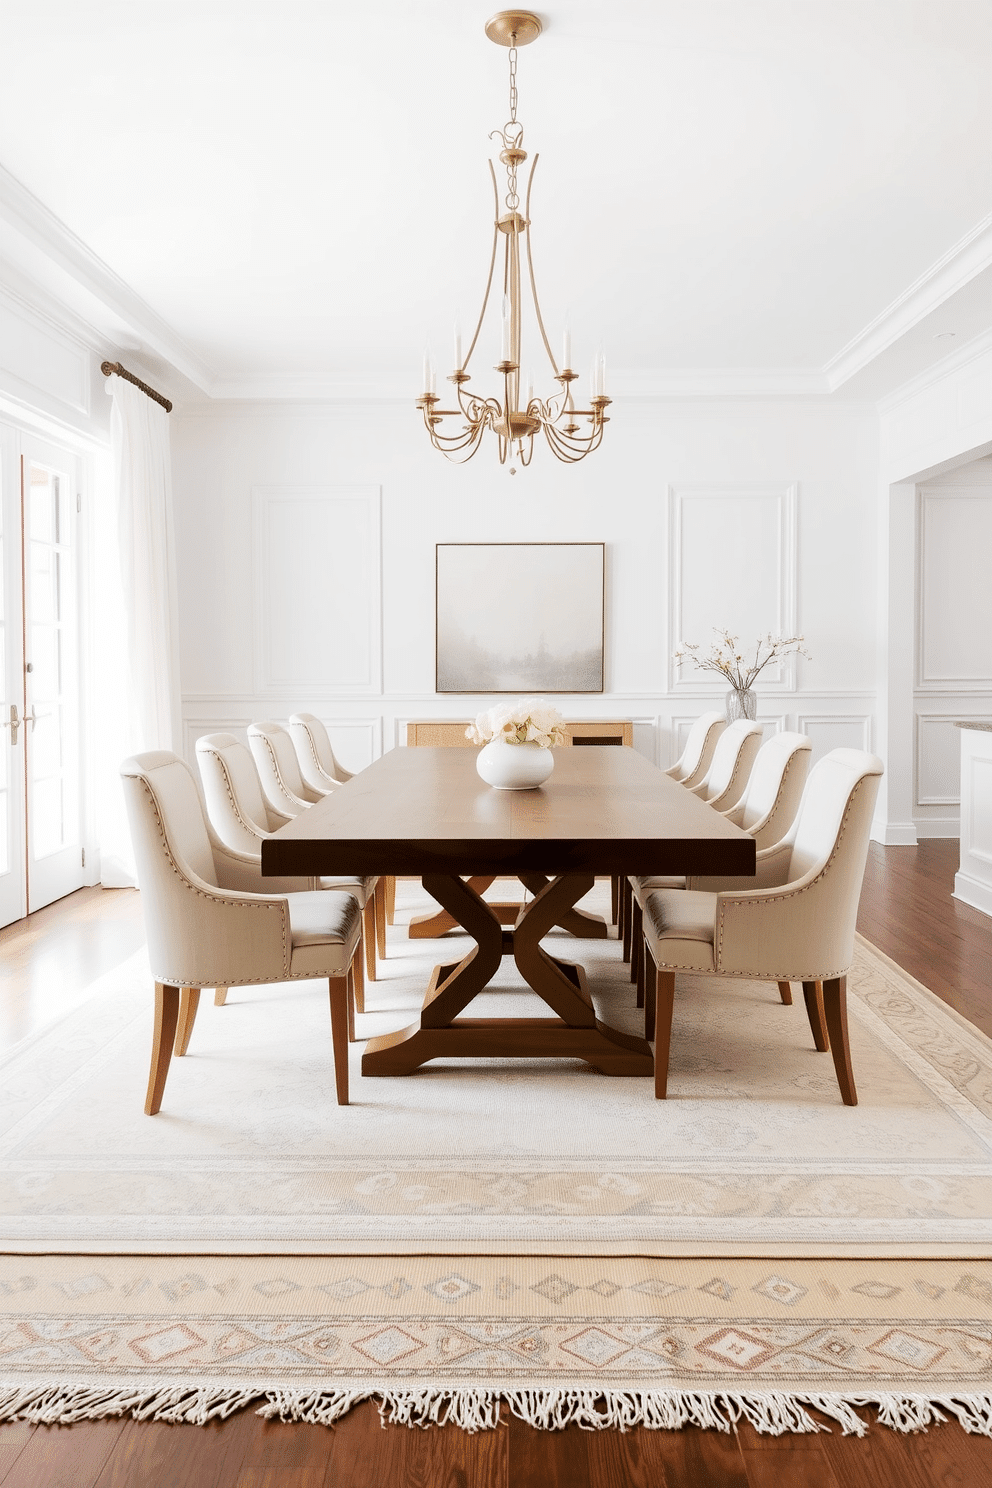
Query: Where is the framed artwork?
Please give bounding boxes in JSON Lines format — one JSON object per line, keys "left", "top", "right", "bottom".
{"left": 436, "top": 542, "right": 605, "bottom": 693}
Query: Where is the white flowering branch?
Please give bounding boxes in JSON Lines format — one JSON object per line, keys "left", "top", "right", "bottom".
{"left": 673, "top": 630, "right": 810, "bottom": 692}
{"left": 466, "top": 698, "right": 567, "bottom": 749}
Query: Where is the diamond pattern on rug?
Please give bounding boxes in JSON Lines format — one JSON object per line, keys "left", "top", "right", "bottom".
{"left": 867, "top": 1330, "right": 948, "bottom": 1371}
{"left": 352, "top": 1327, "right": 424, "bottom": 1364}
{"left": 753, "top": 1275, "right": 809, "bottom": 1306}
{"left": 423, "top": 1273, "right": 481, "bottom": 1303}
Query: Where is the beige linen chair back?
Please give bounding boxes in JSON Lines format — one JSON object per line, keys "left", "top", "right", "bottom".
{"left": 249, "top": 721, "right": 324, "bottom": 818}
{"left": 717, "top": 749, "right": 884, "bottom": 981}
{"left": 196, "top": 732, "right": 286, "bottom": 854}
{"left": 121, "top": 751, "right": 290, "bottom": 991}
{"left": 665, "top": 712, "right": 725, "bottom": 788}
{"left": 690, "top": 719, "right": 762, "bottom": 811}
{"left": 289, "top": 713, "right": 353, "bottom": 787}
{"left": 725, "top": 730, "right": 812, "bottom": 849}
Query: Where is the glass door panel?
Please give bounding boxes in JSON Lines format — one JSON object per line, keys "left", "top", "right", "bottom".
{"left": 22, "top": 444, "right": 83, "bottom": 911}
{"left": 0, "top": 425, "right": 26, "bottom": 926}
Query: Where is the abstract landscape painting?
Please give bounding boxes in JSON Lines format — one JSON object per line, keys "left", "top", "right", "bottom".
{"left": 436, "top": 543, "right": 604, "bottom": 693}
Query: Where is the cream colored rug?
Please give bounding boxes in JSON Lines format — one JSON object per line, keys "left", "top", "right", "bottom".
{"left": 2, "top": 881, "right": 992, "bottom": 1256}
{"left": 2, "top": 1253, "right": 992, "bottom": 1435}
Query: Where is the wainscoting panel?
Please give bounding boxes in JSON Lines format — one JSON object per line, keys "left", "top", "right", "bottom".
{"left": 916, "top": 714, "right": 966, "bottom": 806}
{"left": 797, "top": 714, "right": 872, "bottom": 763}
{"left": 668, "top": 483, "right": 798, "bottom": 693}
{"left": 918, "top": 489, "right": 992, "bottom": 688}
{"left": 251, "top": 485, "right": 382, "bottom": 696}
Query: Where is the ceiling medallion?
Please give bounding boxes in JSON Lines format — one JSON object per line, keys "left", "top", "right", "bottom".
{"left": 417, "top": 10, "right": 610, "bottom": 466}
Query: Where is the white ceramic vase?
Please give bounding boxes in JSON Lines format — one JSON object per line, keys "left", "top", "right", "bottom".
{"left": 476, "top": 739, "right": 555, "bottom": 791}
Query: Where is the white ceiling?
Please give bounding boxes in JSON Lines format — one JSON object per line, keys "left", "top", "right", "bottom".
{"left": 2, "top": 0, "right": 992, "bottom": 401}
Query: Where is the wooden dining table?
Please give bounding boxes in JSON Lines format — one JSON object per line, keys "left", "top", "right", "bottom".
{"left": 262, "top": 745, "right": 755, "bottom": 1080}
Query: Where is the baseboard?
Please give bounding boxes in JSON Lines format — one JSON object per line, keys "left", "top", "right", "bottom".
{"left": 914, "top": 818, "right": 960, "bottom": 839}
{"left": 870, "top": 819, "right": 918, "bottom": 846}
{"left": 954, "top": 871, "right": 992, "bottom": 917}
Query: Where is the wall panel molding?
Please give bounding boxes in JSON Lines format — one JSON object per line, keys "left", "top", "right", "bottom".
{"left": 917, "top": 488, "right": 992, "bottom": 688}
{"left": 667, "top": 483, "right": 798, "bottom": 693}
{"left": 251, "top": 484, "right": 382, "bottom": 697}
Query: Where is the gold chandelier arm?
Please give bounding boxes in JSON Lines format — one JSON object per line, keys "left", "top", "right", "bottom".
{"left": 461, "top": 162, "right": 502, "bottom": 373}
{"left": 523, "top": 156, "right": 560, "bottom": 376}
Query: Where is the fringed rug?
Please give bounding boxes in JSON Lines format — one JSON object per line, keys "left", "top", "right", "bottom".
{"left": 2, "top": 1253, "right": 992, "bottom": 1435}
{"left": 3, "top": 881, "right": 992, "bottom": 1432}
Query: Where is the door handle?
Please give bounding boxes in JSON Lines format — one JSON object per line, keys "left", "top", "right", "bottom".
{"left": 2, "top": 704, "right": 18, "bottom": 744}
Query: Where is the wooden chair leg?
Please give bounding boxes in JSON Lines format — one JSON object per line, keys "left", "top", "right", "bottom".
{"left": 213, "top": 987, "right": 229, "bottom": 1007}
{"left": 173, "top": 988, "right": 201, "bottom": 1057}
{"left": 802, "top": 980, "right": 830, "bottom": 1053}
{"left": 385, "top": 875, "right": 396, "bottom": 925}
{"left": 610, "top": 874, "right": 620, "bottom": 925}
{"left": 777, "top": 980, "right": 793, "bottom": 1005}
{"left": 352, "top": 929, "right": 365, "bottom": 1014}
{"left": 622, "top": 880, "right": 634, "bottom": 962}
{"left": 363, "top": 897, "right": 377, "bottom": 983}
{"left": 347, "top": 960, "right": 356, "bottom": 1043}
{"left": 822, "top": 975, "right": 857, "bottom": 1106}
{"left": 145, "top": 983, "right": 181, "bottom": 1116}
{"left": 329, "top": 975, "right": 350, "bottom": 1105}
{"left": 630, "top": 899, "right": 643, "bottom": 986}
{"left": 617, "top": 875, "right": 626, "bottom": 941}
{"left": 653, "top": 969, "right": 676, "bottom": 1100}
{"left": 374, "top": 877, "right": 387, "bottom": 960}
{"left": 644, "top": 944, "right": 657, "bottom": 1042}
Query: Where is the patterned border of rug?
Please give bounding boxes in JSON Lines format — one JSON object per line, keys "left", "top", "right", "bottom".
{"left": 2, "top": 1254, "right": 992, "bottom": 1435}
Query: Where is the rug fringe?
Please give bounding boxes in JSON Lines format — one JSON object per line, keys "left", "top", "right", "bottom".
{"left": 3, "top": 1386, "right": 992, "bottom": 1435}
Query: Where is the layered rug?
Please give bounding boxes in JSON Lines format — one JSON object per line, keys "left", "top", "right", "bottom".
{"left": 2, "top": 881, "right": 992, "bottom": 1433}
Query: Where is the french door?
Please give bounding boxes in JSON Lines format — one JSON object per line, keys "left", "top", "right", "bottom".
{"left": 0, "top": 427, "right": 84, "bottom": 928}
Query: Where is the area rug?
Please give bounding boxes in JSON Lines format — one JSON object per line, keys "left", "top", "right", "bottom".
{"left": 2, "top": 1253, "right": 992, "bottom": 1434}
{"left": 2, "top": 881, "right": 992, "bottom": 1257}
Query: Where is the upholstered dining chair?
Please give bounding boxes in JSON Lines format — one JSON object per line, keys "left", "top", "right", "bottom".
{"left": 665, "top": 711, "right": 726, "bottom": 788}
{"left": 624, "top": 731, "right": 814, "bottom": 985}
{"left": 288, "top": 712, "right": 354, "bottom": 788}
{"left": 288, "top": 713, "right": 396, "bottom": 925}
{"left": 619, "top": 717, "right": 763, "bottom": 960}
{"left": 639, "top": 748, "right": 884, "bottom": 1106}
{"left": 249, "top": 720, "right": 327, "bottom": 814}
{"left": 196, "top": 732, "right": 381, "bottom": 990}
{"left": 688, "top": 718, "right": 763, "bottom": 812}
{"left": 120, "top": 751, "right": 364, "bottom": 1112}
{"left": 249, "top": 720, "right": 388, "bottom": 970}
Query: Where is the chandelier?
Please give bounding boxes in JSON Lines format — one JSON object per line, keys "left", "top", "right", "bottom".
{"left": 417, "top": 10, "right": 611, "bottom": 466}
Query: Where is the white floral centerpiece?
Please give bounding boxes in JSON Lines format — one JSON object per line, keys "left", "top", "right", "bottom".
{"left": 674, "top": 630, "right": 810, "bottom": 722}
{"left": 467, "top": 698, "right": 566, "bottom": 789}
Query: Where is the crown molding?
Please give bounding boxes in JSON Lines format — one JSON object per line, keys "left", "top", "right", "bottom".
{"left": 824, "top": 211, "right": 992, "bottom": 392}
{"left": 0, "top": 163, "right": 214, "bottom": 394}
{"left": 876, "top": 323, "right": 992, "bottom": 416}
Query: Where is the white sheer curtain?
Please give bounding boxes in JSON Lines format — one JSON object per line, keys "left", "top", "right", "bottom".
{"left": 96, "top": 374, "right": 182, "bottom": 886}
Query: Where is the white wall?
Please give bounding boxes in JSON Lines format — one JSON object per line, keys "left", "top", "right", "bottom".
{"left": 172, "top": 397, "right": 879, "bottom": 773}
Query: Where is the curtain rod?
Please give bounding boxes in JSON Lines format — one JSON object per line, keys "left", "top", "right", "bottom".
{"left": 100, "top": 360, "right": 173, "bottom": 413}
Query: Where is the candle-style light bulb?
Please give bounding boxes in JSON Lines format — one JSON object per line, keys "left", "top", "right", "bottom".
{"left": 562, "top": 324, "right": 572, "bottom": 371}
{"left": 590, "top": 356, "right": 599, "bottom": 398}
{"left": 599, "top": 348, "right": 607, "bottom": 395}
{"left": 524, "top": 370, "right": 534, "bottom": 408}
{"left": 501, "top": 296, "right": 511, "bottom": 362}
{"left": 423, "top": 348, "right": 436, "bottom": 396}
{"left": 453, "top": 318, "right": 462, "bottom": 371}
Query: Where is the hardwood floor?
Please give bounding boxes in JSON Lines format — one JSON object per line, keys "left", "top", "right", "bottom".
{"left": 1, "top": 842, "right": 991, "bottom": 1486}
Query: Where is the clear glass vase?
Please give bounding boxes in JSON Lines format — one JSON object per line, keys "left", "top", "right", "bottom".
{"left": 726, "top": 687, "right": 757, "bottom": 723}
